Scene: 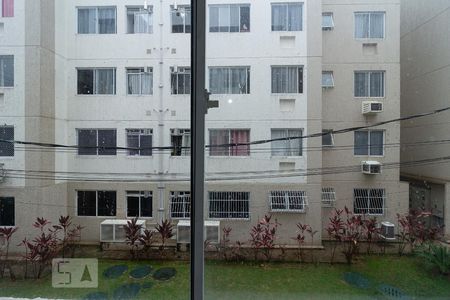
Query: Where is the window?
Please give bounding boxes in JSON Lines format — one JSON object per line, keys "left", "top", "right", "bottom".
{"left": 322, "top": 71, "right": 334, "bottom": 88}
{"left": 209, "top": 192, "right": 249, "bottom": 219}
{"left": 0, "top": 197, "right": 14, "bottom": 226}
{"left": 171, "top": 6, "right": 191, "bottom": 33}
{"left": 355, "top": 12, "right": 385, "bottom": 39}
{"left": 170, "top": 191, "right": 191, "bottom": 218}
{"left": 77, "top": 68, "right": 116, "bottom": 95}
{"left": 209, "top": 129, "right": 250, "bottom": 156}
{"left": 171, "top": 129, "right": 191, "bottom": 156}
{"left": 126, "top": 191, "right": 152, "bottom": 218}
{"left": 0, "top": 55, "right": 13, "bottom": 87}
{"left": 1, "top": 0, "right": 14, "bottom": 17}
{"left": 271, "top": 66, "right": 303, "bottom": 93}
{"left": 321, "top": 187, "right": 336, "bottom": 207}
{"left": 209, "top": 67, "right": 250, "bottom": 94}
{"left": 209, "top": 4, "right": 250, "bottom": 33}
{"left": 77, "top": 7, "right": 116, "bottom": 34}
{"left": 78, "top": 129, "right": 117, "bottom": 156}
{"left": 127, "top": 7, "right": 153, "bottom": 34}
{"left": 0, "top": 126, "right": 13, "bottom": 156}
{"left": 354, "top": 130, "right": 384, "bottom": 156}
{"left": 322, "top": 130, "right": 334, "bottom": 147}
{"left": 271, "top": 2, "right": 303, "bottom": 31}
{"left": 77, "top": 191, "right": 116, "bottom": 217}
{"left": 269, "top": 191, "right": 307, "bottom": 212}
{"left": 354, "top": 71, "right": 385, "bottom": 97}
{"left": 354, "top": 188, "right": 385, "bottom": 215}
{"left": 322, "top": 12, "right": 334, "bottom": 30}
{"left": 271, "top": 129, "right": 303, "bottom": 156}
{"left": 171, "top": 67, "right": 191, "bottom": 95}
{"left": 127, "top": 68, "right": 152, "bottom": 95}
{"left": 126, "top": 129, "right": 152, "bottom": 156}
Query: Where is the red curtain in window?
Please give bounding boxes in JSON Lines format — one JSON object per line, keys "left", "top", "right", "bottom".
{"left": 2, "top": 0, "right": 14, "bottom": 17}
{"left": 230, "top": 130, "right": 249, "bottom": 156}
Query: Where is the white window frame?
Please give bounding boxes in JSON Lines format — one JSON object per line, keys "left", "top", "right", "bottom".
{"left": 209, "top": 4, "right": 251, "bottom": 33}
{"left": 322, "top": 129, "right": 335, "bottom": 147}
{"left": 77, "top": 129, "right": 117, "bottom": 156}
{"left": 269, "top": 191, "right": 307, "bottom": 213}
{"left": 322, "top": 12, "right": 334, "bottom": 30}
{"left": 0, "top": 125, "right": 14, "bottom": 157}
{"left": 0, "top": 197, "right": 15, "bottom": 227}
{"left": 171, "top": 5, "right": 191, "bottom": 33}
{"left": 77, "top": 6, "right": 117, "bottom": 34}
{"left": 171, "top": 128, "right": 191, "bottom": 156}
{"left": 354, "top": 71, "right": 385, "bottom": 98}
{"left": 169, "top": 191, "right": 191, "bottom": 219}
{"left": 209, "top": 66, "right": 250, "bottom": 94}
{"left": 171, "top": 67, "right": 191, "bottom": 95}
{"left": 126, "top": 6, "right": 153, "bottom": 34}
{"left": 271, "top": 65, "right": 304, "bottom": 94}
{"left": 271, "top": 2, "right": 303, "bottom": 32}
{"left": 354, "top": 130, "right": 385, "bottom": 157}
{"left": 353, "top": 188, "right": 386, "bottom": 216}
{"left": 126, "top": 129, "right": 153, "bottom": 156}
{"left": 208, "top": 191, "right": 250, "bottom": 220}
{"left": 126, "top": 67, "right": 153, "bottom": 95}
{"left": 354, "top": 11, "right": 385, "bottom": 39}
{"left": 126, "top": 191, "right": 153, "bottom": 218}
{"left": 322, "top": 71, "right": 335, "bottom": 88}
{"left": 0, "top": 55, "right": 14, "bottom": 88}
{"left": 76, "top": 190, "right": 117, "bottom": 217}
{"left": 270, "top": 128, "right": 303, "bottom": 157}
{"left": 321, "top": 187, "right": 336, "bottom": 207}
{"left": 209, "top": 129, "right": 250, "bottom": 157}
{"left": 77, "top": 68, "right": 116, "bottom": 95}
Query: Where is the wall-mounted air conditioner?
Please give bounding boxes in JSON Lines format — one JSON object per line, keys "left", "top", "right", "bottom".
{"left": 361, "top": 161, "right": 382, "bottom": 175}
{"left": 380, "top": 221, "right": 395, "bottom": 240}
{"left": 362, "top": 101, "right": 383, "bottom": 115}
{"left": 100, "top": 219, "right": 146, "bottom": 242}
{"left": 176, "top": 220, "right": 220, "bottom": 244}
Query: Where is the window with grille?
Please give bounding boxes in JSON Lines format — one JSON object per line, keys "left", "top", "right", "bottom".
{"left": 321, "top": 187, "right": 336, "bottom": 207}
{"left": 171, "top": 129, "right": 191, "bottom": 156}
{"left": 354, "top": 130, "right": 384, "bottom": 156}
{"left": 0, "top": 126, "right": 14, "bottom": 156}
{"left": 127, "top": 68, "right": 152, "bottom": 95}
{"left": 271, "top": 66, "right": 303, "bottom": 94}
{"left": 209, "top": 192, "right": 249, "bottom": 219}
{"left": 269, "top": 191, "right": 307, "bottom": 212}
{"left": 271, "top": 129, "right": 303, "bottom": 156}
{"left": 0, "top": 197, "right": 14, "bottom": 226}
{"left": 354, "top": 188, "right": 385, "bottom": 215}
{"left": 170, "top": 191, "right": 191, "bottom": 219}
{"left": 126, "top": 129, "right": 152, "bottom": 156}
{"left": 354, "top": 71, "right": 385, "bottom": 97}
{"left": 271, "top": 3, "right": 303, "bottom": 31}
{"left": 77, "top": 7, "right": 117, "bottom": 34}
{"left": 77, "top": 68, "right": 116, "bottom": 95}
{"left": 209, "top": 67, "right": 250, "bottom": 94}
{"left": 171, "top": 5, "right": 191, "bottom": 33}
{"left": 78, "top": 129, "right": 117, "bottom": 156}
{"left": 77, "top": 191, "right": 116, "bottom": 217}
{"left": 209, "top": 4, "right": 250, "bottom": 33}
{"left": 0, "top": 55, "right": 14, "bottom": 87}
{"left": 126, "top": 191, "right": 152, "bottom": 218}
{"left": 355, "top": 12, "right": 385, "bottom": 39}
{"left": 127, "top": 7, "right": 153, "bottom": 34}
{"left": 171, "top": 67, "right": 191, "bottom": 95}
{"left": 209, "top": 129, "right": 250, "bottom": 156}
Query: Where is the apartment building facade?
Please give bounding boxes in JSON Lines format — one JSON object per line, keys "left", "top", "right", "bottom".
{"left": 0, "top": 0, "right": 408, "bottom": 249}
{"left": 400, "top": 1, "right": 450, "bottom": 237}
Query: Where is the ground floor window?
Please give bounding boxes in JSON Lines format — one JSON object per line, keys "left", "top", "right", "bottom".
{"left": 126, "top": 191, "right": 152, "bottom": 218}
{"left": 170, "top": 191, "right": 191, "bottom": 218}
{"left": 269, "top": 191, "right": 307, "bottom": 212}
{"left": 0, "top": 197, "right": 14, "bottom": 226}
{"left": 77, "top": 191, "right": 116, "bottom": 217}
{"left": 208, "top": 191, "right": 249, "bottom": 219}
{"left": 353, "top": 188, "right": 385, "bottom": 215}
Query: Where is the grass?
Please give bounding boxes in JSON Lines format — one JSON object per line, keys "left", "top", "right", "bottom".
{"left": 0, "top": 256, "right": 448, "bottom": 299}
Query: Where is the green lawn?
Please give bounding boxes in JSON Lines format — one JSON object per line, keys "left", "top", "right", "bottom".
{"left": 0, "top": 256, "right": 449, "bottom": 299}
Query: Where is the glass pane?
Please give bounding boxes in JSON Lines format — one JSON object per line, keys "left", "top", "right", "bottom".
{"left": 370, "top": 130, "right": 384, "bottom": 155}
{"left": 354, "top": 131, "right": 369, "bottom": 155}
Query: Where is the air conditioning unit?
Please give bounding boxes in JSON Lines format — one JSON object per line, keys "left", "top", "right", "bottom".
{"left": 361, "top": 161, "right": 382, "bottom": 175}
{"left": 380, "top": 221, "right": 395, "bottom": 240}
{"left": 100, "top": 219, "right": 146, "bottom": 242}
{"left": 362, "top": 101, "right": 383, "bottom": 115}
{"left": 0, "top": 163, "right": 5, "bottom": 183}
{"left": 172, "top": 65, "right": 179, "bottom": 73}
{"left": 176, "top": 220, "right": 220, "bottom": 244}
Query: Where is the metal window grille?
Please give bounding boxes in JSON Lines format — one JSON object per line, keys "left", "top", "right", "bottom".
{"left": 170, "top": 191, "right": 191, "bottom": 219}
{"left": 209, "top": 192, "right": 249, "bottom": 219}
{"left": 269, "top": 191, "right": 307, "bottom": 212}
{"left": 354, "top": 188, "right": 385, "bottom": 215}
{"left": 321, "top": 187, "right": 336, "bottom": 207}
{"left": 0, "top": 126, "right": 14, "bottom": 157}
